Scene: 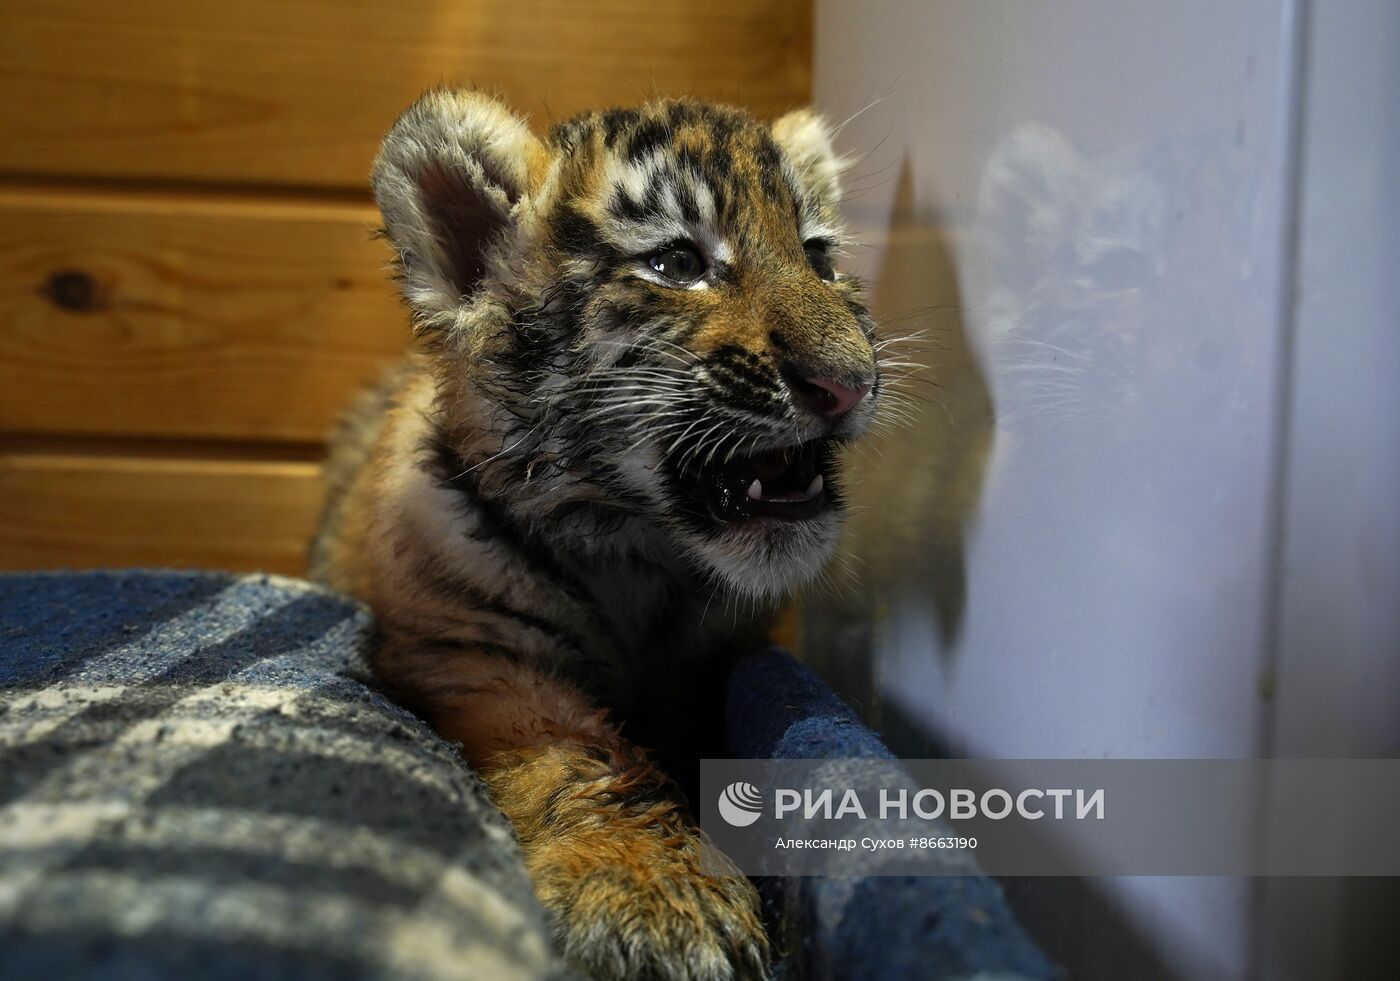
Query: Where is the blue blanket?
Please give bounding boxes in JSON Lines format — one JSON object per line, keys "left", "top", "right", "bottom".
{"left": 729, "top": 653, "right": 1056, "bottom": 980}
{"left": 1, "top": 570, "right": 1052, "bottom": 980}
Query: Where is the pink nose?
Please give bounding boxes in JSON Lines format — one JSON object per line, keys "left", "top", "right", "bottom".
{"left": 789, "top": 375, "right": 871, "bottom": 418}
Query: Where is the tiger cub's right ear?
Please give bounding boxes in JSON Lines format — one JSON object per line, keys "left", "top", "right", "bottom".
{"left": 371, "top": 89, "right": 549, "bottom": 329}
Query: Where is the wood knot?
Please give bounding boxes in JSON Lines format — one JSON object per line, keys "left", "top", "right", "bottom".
{"left": 43, "top": 270, "right": 103, "bottom": 312}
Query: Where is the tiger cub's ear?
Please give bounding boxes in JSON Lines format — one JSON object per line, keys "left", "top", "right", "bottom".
{"left": 771, "top": 109, "right": 846, "bottom": 215}
{"left": 372, "top": 89, "right": 550, "bottom": 328}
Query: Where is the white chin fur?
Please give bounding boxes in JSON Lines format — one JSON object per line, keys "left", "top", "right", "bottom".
{"left": 612, "top": 442, "right": 841, "bottom": 600}
{"left": 689, "top": 512, "right": 842, "bottom": 601}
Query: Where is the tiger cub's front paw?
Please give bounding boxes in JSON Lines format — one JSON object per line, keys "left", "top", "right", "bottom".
{"left": 533, "top": 833, "right": 769, "bottom": 981}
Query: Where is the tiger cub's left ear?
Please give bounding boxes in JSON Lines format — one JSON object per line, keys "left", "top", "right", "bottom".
{"left": 372, "top": 89, "right": 551, "bottom": 330}
{"left": 771, "top": 109, "right": 846, "bottom": 214}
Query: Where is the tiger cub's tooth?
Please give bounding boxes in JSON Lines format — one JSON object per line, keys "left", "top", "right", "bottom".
{"left": 747, "top": 479, "right": 764, "bottom": 500}
{"left": 806, "top": 474, "right": 824, "bottom": 498}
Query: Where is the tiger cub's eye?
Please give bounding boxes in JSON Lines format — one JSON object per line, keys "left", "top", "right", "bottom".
{"left": 647, "top": 243, "right": 707, "bottom": 285}
{"left": 804, "top": 240, "right": 836, "bottom": 282}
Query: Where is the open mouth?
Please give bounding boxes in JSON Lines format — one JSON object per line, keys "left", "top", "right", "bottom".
{"left": 699, "top": 439, "right": 834, "bottom": 523}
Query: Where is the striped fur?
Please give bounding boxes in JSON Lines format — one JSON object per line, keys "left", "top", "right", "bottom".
{"left": 311, "top": 91, "right": 885, "bottom": 981}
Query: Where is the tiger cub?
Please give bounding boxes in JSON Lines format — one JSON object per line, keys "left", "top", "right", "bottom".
{"left": 311, "top": 90, "right": 882, "bottom": 981}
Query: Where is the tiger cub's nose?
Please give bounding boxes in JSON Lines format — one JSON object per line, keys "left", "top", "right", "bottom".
{"left": 783, "top": 371, "right": 871, "bottom": 419}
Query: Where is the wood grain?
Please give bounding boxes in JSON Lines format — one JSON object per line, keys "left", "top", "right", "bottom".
{"left": 0, "top": 0, "right": 815, "bottom": 581}
{"left": 0, "top": 451, "right": 324, "bottom": 575}
{"left": 0, "top": 185, "right": 408, "bottom": 442}
{"left": 0, "top": 0, "right": 812, "bottom": 189}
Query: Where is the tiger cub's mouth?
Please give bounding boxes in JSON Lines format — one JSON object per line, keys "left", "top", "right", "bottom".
{"left": 701, "top": 439, "right": 836, "bottom": 523}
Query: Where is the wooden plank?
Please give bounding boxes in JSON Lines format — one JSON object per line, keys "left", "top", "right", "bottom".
{"left": 0, "top": 0, "right": 812, "bottom": 189}
{"left": 0, "top": 448, "right": 806, "bottom": 646}
{"left": 0, "top": 185, "right": 407, "bottom": 442}
{"left": 0, "top": 452, "right": 324, "bottom": 575}
{"left": 0, "top": 440, "right": 810, "bottom": 647}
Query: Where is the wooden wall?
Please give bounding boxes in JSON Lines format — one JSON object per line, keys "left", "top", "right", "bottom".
{"left": 0, "top": 0, "right": 811, "bottom": 575}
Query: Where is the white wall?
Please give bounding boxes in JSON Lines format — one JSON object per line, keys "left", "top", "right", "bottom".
{"left": 1260, "top": 1, "right": 1400, "bottom": 977}
{"left": 803, "top": 1, "right": 1399, "bottom": 978}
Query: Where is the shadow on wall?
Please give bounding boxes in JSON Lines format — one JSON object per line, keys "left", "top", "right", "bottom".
{"left": 846, "top": 153, "right": 995, "bottom": 657}
{"left": 796, "top": 152, "right": 993, "bottom": 721}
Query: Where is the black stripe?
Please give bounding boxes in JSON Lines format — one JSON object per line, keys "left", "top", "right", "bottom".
{"left": 393, "top": 624, "right": 626, "bottom": 715}
{"left": 423, "top": 435, "right": 592, "bottom": 601}
{"left": 600, "top": 107, "right": 640, "bottom": 149}
{"left": 410, "top": 633, "right": 527, "bottom": 665}
{"left": 704, "top": 144, "right": 733, "bottom": 217}
{"left": 626, "top": 116, "right": 671, "bottom": 162}
{"left": 608, "top": 189, "right": 655, "bottom": 224}
{"left": 551, "top": 207, "right": 616, "bottom": 261}
{"left": 409, "top": 552, "right": 589, "bottom": 660}
{"left": 419, "top": 431, "right": 637, "bottom": 667}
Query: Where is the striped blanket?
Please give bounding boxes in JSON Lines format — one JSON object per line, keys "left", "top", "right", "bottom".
{"left": 0, "top": 571, "right": 570, "bottom": 980}
{"left": 0, "top": 570, "right": 1052, "bottom": 981}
